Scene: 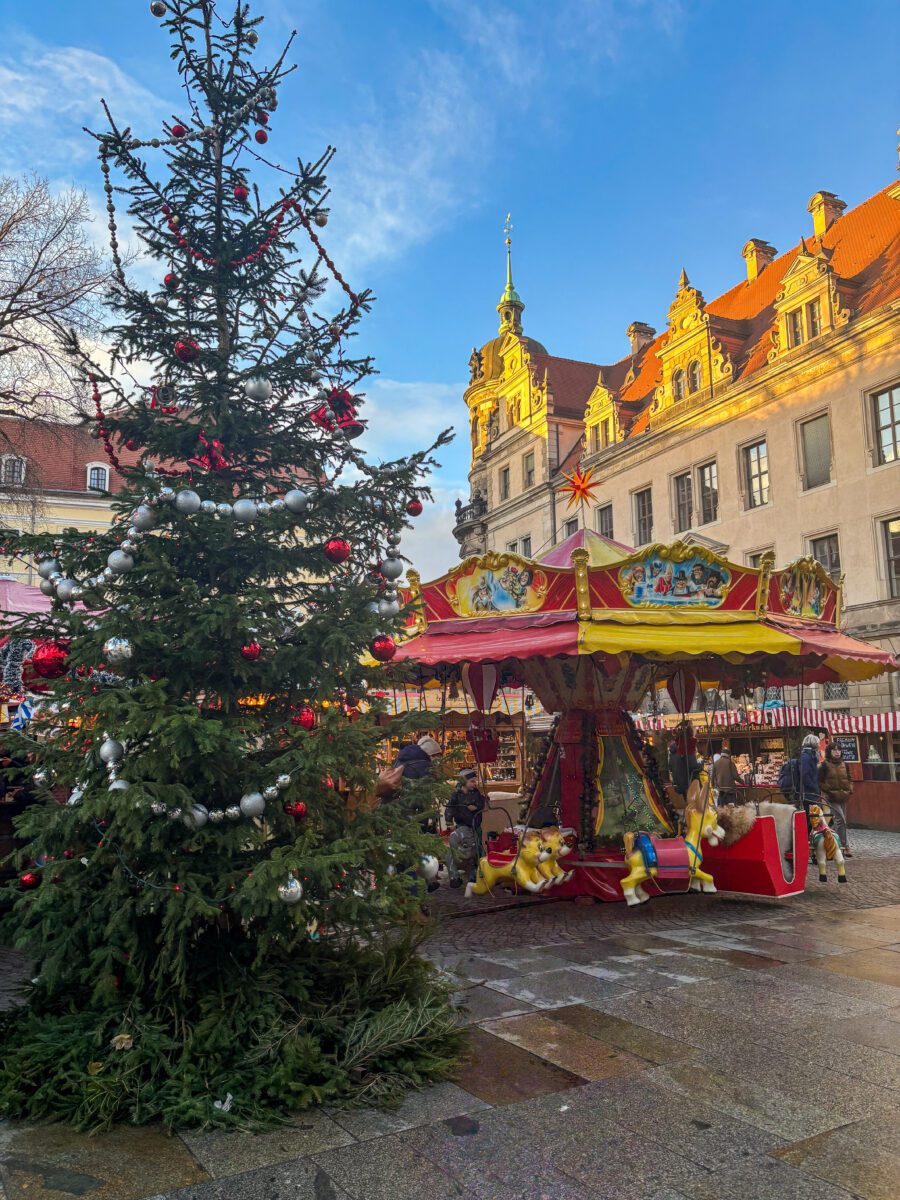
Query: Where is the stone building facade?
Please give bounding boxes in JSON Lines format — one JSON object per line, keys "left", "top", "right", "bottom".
{"left": 453, "top": 177, "right": 900, "bottom": 720}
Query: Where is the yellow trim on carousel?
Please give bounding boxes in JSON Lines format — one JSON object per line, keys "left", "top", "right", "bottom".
{"left": 593, "top": 736, "right": 605, "bottom": 837}
{"left": 577, "top": 620, "right": 798, "bottom": 659}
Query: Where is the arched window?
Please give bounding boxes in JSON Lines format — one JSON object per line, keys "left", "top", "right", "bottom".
{"left": 1, "top": 456, "right": 26, "bottom": 486}
{"left": 672, "top": 369, "right": 685, "bottom": 402}
{"left": 688, "top": 360, "right": 702, "bottom": 393}
{"left": 87, "top": 464, "right": 109, "bottom": 491}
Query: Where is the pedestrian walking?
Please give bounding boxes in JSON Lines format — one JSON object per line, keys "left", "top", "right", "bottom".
{"left": 819, "top": 742, "right": 853, "bottom": 856}
{"left": 712, "top": 740, "right": 745, "bottom": 804}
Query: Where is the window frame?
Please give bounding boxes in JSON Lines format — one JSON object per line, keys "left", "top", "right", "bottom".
{"left": 746, "top": 547, "right": 774, "bottom": 569}
{"left": 520, "top": 535, "right": 532, "bottom": 559}
{"left": 673, "top": 470, "right": 693, "bottom": 533}
{"left": 563, "top": 516, "right": 579, "bottom": 539}
{"left": 870, "top": 382, "right": 900, "bottom": 467}
{"left": 498, "top": 466, "right": 510, "bottom": 501}
{"left": 882, "top": 514, "right": 900, "bottom": 599}
{"left": 87, "top": 462, "right": 110, "bottom": 492}
{"left": 589, "top": 425, "right": 599, "bottom": 454}
{"left": 672, "top": 369, "right": 685, "bottom": 402}
{"left": 697, "top": 459, "right": 719, "bottom": 525}
{"left": 806, "top": 299, "right": 821, "bottom": 339}
{"left": 0, "top": 455, "right": 26, "bottom": 487}
{"left": 506, "top": 540, "right": 518, "bottom": 555}
{"left": 522, "top": 450, "right": 535, "bottom": 490}
{"left": 742, "top": 438, "right": 770, "bottom": 509}
{"left": 687, "top": 360, "right": 702, "bottom": 394}
{"left": 797, "top": 410, "right": 833, "bottom": 491}
{"left": 787, "top": 307, "right": 804, "bottom": 348}
{"left": 595, "top": 503, "right": 614, "bottom": 541}
{"left": 807, "top": 530, "right": 842, "bottom": 581}
{"left": 633, "top": 486, "right": 653, "bottom": 546}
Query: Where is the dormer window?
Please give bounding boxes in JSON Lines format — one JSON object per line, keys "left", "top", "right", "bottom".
{"left": 687, "top": 360, "right": 701, "bottom": 394}
{"left": 87, "top": 463, "right": 109, "bottom": 492}
{"left": 1, "top": 456, "right": 26, "bottom": 486}
{"left": 672, "top": 369, "right": 685, "bottom": 401}
{"left": 787, "top": 308, "right": 804, "bottom": 348}
{"left": 807, "top": 300, "right": 821, "bottom": 339}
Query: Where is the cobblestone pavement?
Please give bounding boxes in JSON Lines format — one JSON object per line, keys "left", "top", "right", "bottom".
{"left": 0, "top": 829, "right": 898, "bottom": 1199}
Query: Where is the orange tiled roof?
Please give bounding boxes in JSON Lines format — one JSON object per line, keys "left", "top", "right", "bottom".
{"left": 0, "top": 418, "right": 141, "bottom": 492}
{"left": 529, "top": 353, "right": 602, "bottom": 419}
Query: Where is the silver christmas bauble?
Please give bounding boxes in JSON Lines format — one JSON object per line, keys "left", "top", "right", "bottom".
{"left": 168, "top": 807, "right": 182, "bottom": 820}
{"left": 380, "top": 557, "right": 404, "bottom": 581}
{"left": 67, "top": 786, "right": 84, "bottom": 806}
{"left": 386, "top": 531, "right": 402, "bottom": 547}
{"left": 120, "top": 539, "right": 137, "bottom": 554}
{"left": 216, "top": 503, "right": 233, "bottom": 518}
{"left": 313, "top": 211, "right": 328, "bottom": 227}
{"left": 174, "top": 489, "right": 202, "bottom": 515}
{"left": 244, "top": 376, "right": 272, "bottom": 401}
{"left": 208, "top": 808, "right": 225, "bottom": 823}
{"left": 200, "top": 500, "right": 216, "bottom": 515}
{"left": 37, "top": 558, "right": 60, "bottom": 580}
{"left": 158, "top": 487, "right": 176, "bottom": 503}
{"left": 284, "top": 489, "right": 310, "bottom": 514}
{"left": 33, "top": 768, "right": 51, "bottom": 787}
{"left": 150, "top": 1, "right": 168, "bottom": 16}
{"left": 56, "top": 579, "right": 78, "bottom": 602}
{"left": 39, "top": 579, "right": 55, "bottom": 597}
{"left": 256, "top": 501, "right": 271, "bottom": 516}
{"left": 275, "top": 773, "right": 291, "bottom": 790}
{"left": 102, "top": 567, "right": 115, "bottom": 582}
{"left": 225, "top": 805, "right": 241, "bottom": 820}
{"left": 151, "top": 801, "right": 167, "bottom": 815}
{"left": 378, "top": 597, "right": 401, "bottom": 619}
{"left": 107, "top": 550, "right": 134, "bottom": 574}
{"left": 420, "top": 855, "right": 440, "bottom": 882}
{"left": 239, "top": 791, "right": 265, "bottom": 818}
{"left": 132, "top": 505, "right": 156, "bottom": 531}
{"left": 103, "top": 637, "right": 132, "bottom": 665}
{"left": 263, "top": 785, "right": 279, "bottom": 801}
{"left": 277, "top": 874, "right": 304, "bottom": 904}
{"left": 99, "top": 737, "right": 125, "bottom": 764}
{"left": 270, "top": 498, "right": 286, "bottom": 513}
{"left": 49, "top": 571, "right": 63, "bottom": 583}
{"left": 108, "top": 778, "right": 131, "bottom": 792}
{"left": 126, "top": 527, "right": 139, "bottom": 540}
{"left": 183, "top": 803, "right": 208, "bottom": 829}
{"left": 367, "top": 601, "right": 380, "bottom": 614}
{"left": 155, "top": 295, "right": 169, "bottom": 309}
{"left": 232, "top": 498, "right": 258, "bottom": 523}
{"left": 246, "top": 28, "right": 259, "bottom": 46}
{"left": 71, "top": 585, "right": 84, "bottom": 600}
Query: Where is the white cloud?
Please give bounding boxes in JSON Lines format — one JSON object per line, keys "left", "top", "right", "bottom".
{"left": 359, "top": 377, "right": 464, "bottom": 460}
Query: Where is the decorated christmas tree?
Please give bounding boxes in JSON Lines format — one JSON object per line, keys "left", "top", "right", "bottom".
{"left": 0, "top": 0, "right": 456, "bottom": 1130}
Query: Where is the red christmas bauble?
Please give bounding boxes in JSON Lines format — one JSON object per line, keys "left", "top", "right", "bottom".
{"left": 63, "top": 849, "right": 75, "bottom": 859}
{"left": 234, "top": 184, "right": 249, "bottom": 202}
{"left": 30, "top": 640, "right": 70, "bottom": 679}
{"left": 256, "top": 111, "right": 269, "bottom": 126}
{"left": 164, "top": 272, "right": 178, "bottom": 291}
{"left": 406, "top": 498, "right": 423, "bottom": 517}
{"left": 174, "top": 339, "right": 200, "bottom": 364}
{"left": 254, "top": 129, "right": 268, "bottom": 145}
{"left": 370, "top": 635, "right": 397, "bottom": 663}
{"left": 323, "top": 538, "right": 351, "bottom": 564}
{"left": 125, "top": 439, "right": 140, "bottom": 451}
{"left": 171, "top": 123, "right": 187, "bottom": 139}
{"left": 240, "top": 641, "right": 262, "bottom": 662}
{"left": 284, "top": 801, "right": 307, "bottom": 819}
{"left": 19, "top": 872, "right": 40, "bottom": 889}
{"left": 292, "top": 706, "right": 316, "bottom": 731}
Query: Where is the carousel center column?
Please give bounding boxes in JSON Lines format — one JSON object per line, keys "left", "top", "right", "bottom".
{"left": 556, "top": 708, "right": 599, "bottom": 845}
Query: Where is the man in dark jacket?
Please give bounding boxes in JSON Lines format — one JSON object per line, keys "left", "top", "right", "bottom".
{"left": 712, "top": 741, "right": 745, "bottom": 804}
{"left": 393, "top": 735, "right": 441, "bottom": 780}
{"left": 799, "top": 733, "right": 821, "bottom": 822}
{"left": 444, "top": 768, "right": 486, "bottom": 887}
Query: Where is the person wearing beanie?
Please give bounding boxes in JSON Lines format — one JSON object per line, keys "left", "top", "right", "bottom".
{"left": 444, "top": 767, "right": 487, "bottom": 887}
{"left": 800, "top": 732, "right": 821, "bottom": 824}
{"left": 392, "top": 734, "right": 442, "bottom": 781}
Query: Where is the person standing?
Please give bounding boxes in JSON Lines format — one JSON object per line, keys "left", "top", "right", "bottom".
{"left": 799, "top": 733, "right": 821, "bottom": 823}
{"left": 444, "top": 768, "right": 487, "bottom": 887}
{"left": 712, "top": 740, "right": 745, "bottom": 805}
{"left": 819, "top": 742, "right": 853, "bottom": 856}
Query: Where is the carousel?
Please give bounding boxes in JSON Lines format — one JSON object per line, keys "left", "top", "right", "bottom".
{"left": 392, "top": 529, "right": 896, "bottom": 905}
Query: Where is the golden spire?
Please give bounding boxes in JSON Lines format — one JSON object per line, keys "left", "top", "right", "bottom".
{"left": 497, "top": 212, "right": 524, "bottom": 332}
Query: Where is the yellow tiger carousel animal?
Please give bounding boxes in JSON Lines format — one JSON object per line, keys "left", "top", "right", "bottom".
{"left": 466, "top": 829, "right": 550, "bottom": 897}
{"left": 536, "top": 825, "right": 576, "bottom": 887}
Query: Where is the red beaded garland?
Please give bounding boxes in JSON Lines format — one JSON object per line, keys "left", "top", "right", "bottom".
{"left": 323, "top": 538, "right": 351, "bottom": 565}
{"left": 370, "top": 635, "right": 397, "bottom": 663}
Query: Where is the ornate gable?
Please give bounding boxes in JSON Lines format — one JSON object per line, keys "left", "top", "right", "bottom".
{"left": 768, "top": 238, "right": 852, "bottom": 362}
{"left": 584, "top": 368, "right": 619, "bottom": 451}
{"left": 651, "top": 270, "right": 735, "bottom": 423}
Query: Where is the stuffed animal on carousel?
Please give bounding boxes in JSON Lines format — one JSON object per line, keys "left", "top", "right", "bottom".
{"left": 808, "top": 804, "right": 847, "bottom": 884}
{"left": 466, "top": 829, "right": 550, "bottom": 896}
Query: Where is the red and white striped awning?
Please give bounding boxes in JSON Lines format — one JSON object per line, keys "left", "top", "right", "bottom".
{"left": 633, "top": 708, "right": 900, "bottom": 735}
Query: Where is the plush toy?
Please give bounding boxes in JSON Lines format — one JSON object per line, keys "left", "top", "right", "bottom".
{"left": 808, "top": 804, "right": 847, "bottom": 883}
{"left": 466, "top": 829, "right": 550, "bottom": 897}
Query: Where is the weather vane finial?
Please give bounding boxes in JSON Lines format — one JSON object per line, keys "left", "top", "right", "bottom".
{"left": 504, "top": 212, "right": 513, "bottom": 244}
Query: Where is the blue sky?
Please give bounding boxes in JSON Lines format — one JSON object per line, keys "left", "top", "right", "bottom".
{"left": 0, "top": 0, "right": 897, "bottom": 575}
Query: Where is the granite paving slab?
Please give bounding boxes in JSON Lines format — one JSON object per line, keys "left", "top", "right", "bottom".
{"left": 451, "top": 981, "right": 538, "bottom": 1023}
{"left": 442, "top": 953, "right": 540, "bottom": 982}
{"left": 0, "top": 1123, "right": 207, "bottom": 1200}
{"left": 678, "top": 1154, "right": 859, "bottom": 1200}
{"left": 482, "top": 967, "right": 635, "bottom": 1009}
{"left": 815, "top": 946, "right": 900, "bottom": 987}
{"left": 459, "top": 1026, "right": 587, "bottom": 1105}
{"left": 734, "top": 1020, "right": 900, "bottom": 1091}
{"left": 475, "top": 947, "right": 578, "bottom": 974}
{"left": 662, "top": 944, "right": 795, "bottom": 970}
{"left": 767, "top": 959, "right": 900, "bottom": 1006}
{"left": 772, "top": 1124, "right": 900, "bottom": 1199}
{"left": 481, "top": 1011, "right": 648, "bottom": 1082}
{"left": 312, "top": 1132, "right": 474, "bottom": 1200}
{"left": 832, "top": 1012, "right": 900, "bottom": 1054}
{"left": 549, "top": 1128, "right": 701, "bottom": 1200}
{"left": 178, "top": 1110, "right": 354, "bottom": 1178}
{"left": 150, "top": 1158, "right": 353, "bottom": 1200}
{"left": 550, "top": 1004, "right": 694, "bottom": 1064}
{"left": 328, "top": 1081, "right": 490, "bottom": 1141}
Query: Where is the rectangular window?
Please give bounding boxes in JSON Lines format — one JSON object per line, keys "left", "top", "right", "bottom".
{"left": 522, "top": 451, "right": 535, "bottom": 489}
{"left": 884, "top": 516, "right": 900, "bottom": 598}
{"left": 506, "top": 540, "right": 518, "bottom": 555}
{"left": 1, "top": 458, "right": 25, "bottom": 486}
{"left": 743, "top": 440, "right": 769, "bottom": 508}
{"left": 872, "top": 383, "right": 900, "bottom": 465}
{"left": 601, "top": 418, "right": 611, "bottom": 448}
{"left": 824, "top": 681, "right": 849, "bottom": 701}
{"left": 800, "top": 414, "right": 831, "bottom": 489}
{"left": 88, "top": 466, "right": 108, "bottom": 491}
{"left": 563, "top": 517, "right": 578, "bottom": 538}
{"left": 589, "top": 426, "right": 599, "bottom": 453}
{"left": 787, "top": 308, "right": 804, "bottom": 348}
{"left": 747, "top": 548, "right": 773, "bottom": 569}
{"left": 634, "top": 488, "right": 653, "bottom": 545}
{"left": 499, "top": 467, "right": 510, "bottom": 501}
{"left": 673, "top": 471, "right": 693, "bottom": 533}
{"left": 698, "top": 461, "right": 718, "bottom": 524}
{"left": 520, "top": 535, "right": 532, "bottom": 558}
{"left": 807, "top": 299, "right": 821, "bottom": 338}
{"left": 809, "top": 532, "right": 841, "bottom": 580}
{"left": 596, "top": 503, "right": 614, "bottom": 540}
